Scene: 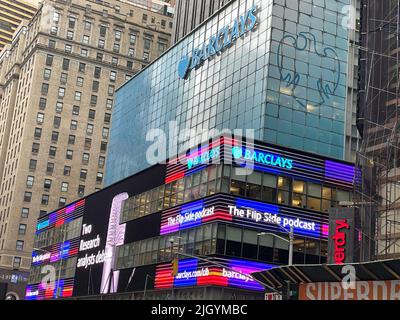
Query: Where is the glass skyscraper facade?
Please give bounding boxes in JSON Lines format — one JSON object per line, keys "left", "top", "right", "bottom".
{"left": 106, "top": 0, "right": 351, "bottom": 186}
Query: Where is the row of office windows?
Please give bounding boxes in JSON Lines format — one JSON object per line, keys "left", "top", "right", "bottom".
{"left": 115, "top": 222, "right": 327, "bottom": 271}
{"left": 121, "top": 164, "right": 352, "bottom": 223}
{"left": 38, "top": 97, "right": 114, "bottom": 113}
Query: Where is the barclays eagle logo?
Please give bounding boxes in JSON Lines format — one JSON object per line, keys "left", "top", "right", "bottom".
{"left": 277, "top": 32, "right": 341, "bottom": 109}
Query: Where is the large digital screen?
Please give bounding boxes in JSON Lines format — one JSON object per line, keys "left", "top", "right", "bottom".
{"left": 155, "top": 258, "right": 274, "bottom": 291}
{"left": 165, "top": 136, "right": 355, "bottom": 189}
{"left": 160, "top": 195, "right": 329, "bottom": 239}
{"left": 25, "top": 278, "right": 74, "bottom": 300}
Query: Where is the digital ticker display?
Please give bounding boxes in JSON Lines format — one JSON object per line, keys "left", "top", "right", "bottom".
{"left": 155, "top": 258, "right": 274, "bottom": 291}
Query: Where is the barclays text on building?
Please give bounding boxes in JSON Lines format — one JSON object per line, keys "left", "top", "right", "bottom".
{"left": 26, "top": 135, "right": 355, "bottom": 300}
{"left": 106, "top": 0, "right": 351, "bottom": 186}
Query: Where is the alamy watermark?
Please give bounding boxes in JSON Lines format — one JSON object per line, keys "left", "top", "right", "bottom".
{"left": 145, "top": 121, "right": 256, "bottom": 176}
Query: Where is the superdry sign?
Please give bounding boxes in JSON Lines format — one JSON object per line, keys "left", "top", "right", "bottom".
{"left": 178, "top": 5, "right": 258, "bottom": 79}
{"left": 328, "top": 207, "right": 357, "bottom": 264}
{"left": 332, "top": 219, "right": 349, "bottom": 264}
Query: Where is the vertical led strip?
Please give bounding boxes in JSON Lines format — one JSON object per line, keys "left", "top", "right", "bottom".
{"left": 100, "top": 193, "right": 129, "bottom": 294}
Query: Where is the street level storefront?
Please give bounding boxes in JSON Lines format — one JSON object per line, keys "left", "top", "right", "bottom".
{"left": 26, "top": 135, "right": 355, "bottom": 299}
{"left": 252, "top": 259, "right": 400, "bottom": 300}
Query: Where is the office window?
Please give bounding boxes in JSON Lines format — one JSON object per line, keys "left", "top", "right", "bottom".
{"left": 102, "top": 127, "right": 109, "bottom": 139}
{"left": 98, "top": 39, "right": 105, "bottom": 49}
{"left": 41, "top": 195, "right": 49, "bottom": 205}
{"left": 66, "top": 150, "right": 73, "bottom": 160}
{"left": 80, "top": 169, "right": 87, "bottom": 180}
{"left": 16, "top": 241, "right": 24, "bottom": 251}
{"left": 115, "top": 30, "right": 122, "bottom": 41}
{"left": 68, "top": 16, "right": 76, "bottom": 29}
{"left": 51, "top": 131, "right": 59, "bottom": 143}
{"left": 21, "top": 208, "right": 29, "bottom": 218}
{"left": 82, "top": 153, "right": 90, "bottom": 164}
{"left": 29, "top": 159, "right": 37, "bottom": 170}
{"left": 108, "top": 85, "right": 115, "bottom": 95}
{"left": 90, "top": 95, "right": 97, "bottom": 105}
{"left": 44, "top": 179, "right": 52, "bottom": 190}
{"left": 39, "top": 98, "right": 47, "bottom": 110}
{"left": 100, "top": 141, "right": 107, "bottom": 152}
{"left": 41, "top": 83, "right": 49, "bottom": 95}
{"left": 13, "top": 257, "right": 21, "bottom": 270}
{"left": 72, "top": 105, "right": 80, "bottom": 115}
{"left": 49, "top": 146, "right": 57, "bottom": 157}
{"left": 26, "top": 176, "right": 34, "bottom": 188}
{"left": 110, "top": 71, "right": 117, "bottom": 81}
{"left": 88, "top": 109, "right": 96, "bottom": 120}
{"left": 61, "top": 182, "right": 69, "bottom": 192}
{"left": 111, "top": 57, "right": 118, "bottom": 65}
{"left": 46, "top": 54, "right": 54, "bottom": 66}
{"left": 67, "top": 30, "right": 74, "bottom": 40}
{"left": 86, "top": 124, "right": 94, "bottom": 135}
{"left": 96, "top": 52, "right": 104, "bottom": 61}
{"left": 56, "top": 102, "right": 63, "bottom": 113}
{"left": 144, "top": 38, "right": 151, "bottom": 50}
{"left": 81, "top": 48, "right": 88, "bottom": 57}
{"left": 82, "top": 35, "right": 90, "bottom": 44}
{"left": 94, "top": 67, "right": 101, "bottom": 79}
{"left": 158, "top": 42, "right": 166, "bottom": 53}
{"left": 46, "top": 162, "right": 54, "bottom": 174}
{"left": 59, "top": 197, "right": 67, "bottom": 207}
{"left": 75, "top": 91, "right": 81, "bottom": 101}
{"left": 36, "top": 113, "right": 44, "bottom": 124}
{"left": 18, "top": 224, "right": 27, "bottom": 235}
{"left": 53, "top": 116, "right": 61, "bottom": 128}
{"left": 96, "top": 172, "right": 104, "bottom": 183}
{"left": 84, "top": 21, "right": 91, "bottom": 31}
{"left": 127, "top": 61, "right": 133, "bottom": 70}
{"left": 143, "top": 52, "right": 149, "bottom": 61}
{"left": 129, "top": 34, "right": 136, "bottom": 45}
{"left": 113, "top": 43, "right": 120, "bottom": 53}
{"left": 100, "top": 25, "right": 107, "bottom": 37}
{"left": 85, "top": 138, "right": 92, "bottom": 149}
{"left": 98, "top": 156, "right": 105, "bottom": 168}
{"left": 34, "top": 127, "right": 42, "bottom": 139}
{"left": 92, "top": 81, "right": 99, "bottom": 92}
{"left": 76, "top": 77, "right": 84, "bottom": 87}
{"left": 68, "top": 135, "right": 76, "bottom": 145}
{"left": 106, "top": 99, "right": 113, "bottom": 109}
{"left": 104, "top": 113, "right": 111, "bottom": 124}
{"left": 62, "top": 58, "right": 70, "bottom": 70}
{"left": 78, "top": 185, "right": 85, "bottom": 196}
{"left": 43, "top": 68, "right": 51, "bottom": 80}
{"left": 65, "top": 44, "right": 72, "bottom": 53}
{"left": 128, "top": 48, "right": 135, "bottom": 57}
{"left": 51, "top": 25, "right": 58, "bottom": 35}
{"left": 64, "top": 166, "right": 71, "bottom": 176}
{"left": 48, "top": 39, "right": 56, "bottom": 48}
{"left": 60, "top": 73, "right": 68, "bottom": 84}
{"left": 142, "top": 14, "right": 148, "bottom": 23}
{"left": 58, "top": 87, "right": 65, "bottom": 98}
{"left": 79, "top": 63, "right": 86, "bottom": 73}
{"left": 24, "top": 192, "right": 32, "bottom": 202}
{"left": 32, "top": 143, "right": 39, "bottom": 154}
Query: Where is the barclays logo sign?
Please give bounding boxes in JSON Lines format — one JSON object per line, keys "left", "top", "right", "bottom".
{"left": 178, "top": 5, "right": 258, "bottom": 79}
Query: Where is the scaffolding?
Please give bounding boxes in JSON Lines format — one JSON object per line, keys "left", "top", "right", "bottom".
{"left": 357, "top": 0, "right": 400, "bottom": 260}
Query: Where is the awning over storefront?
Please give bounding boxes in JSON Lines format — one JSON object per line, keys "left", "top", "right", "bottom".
{"left": 252, "top": 259, "right": 400, "bottom": 289}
